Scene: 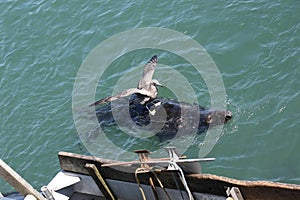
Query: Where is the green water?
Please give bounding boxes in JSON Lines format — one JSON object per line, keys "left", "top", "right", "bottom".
{"left": 1, "top": 0, "right": 299, "bottom": 193}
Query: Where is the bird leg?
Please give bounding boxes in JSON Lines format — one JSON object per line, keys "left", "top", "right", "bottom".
{"left": 146, "top": 101, "right": 162, "bottom": 116}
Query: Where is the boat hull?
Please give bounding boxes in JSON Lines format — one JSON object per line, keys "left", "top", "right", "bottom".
{"left": 55, "top": 152, "right": 300, "bottom": 200}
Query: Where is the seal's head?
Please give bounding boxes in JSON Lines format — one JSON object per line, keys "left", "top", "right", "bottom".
{"left": 200, "top": 110, "right": 232, "bottom": 127}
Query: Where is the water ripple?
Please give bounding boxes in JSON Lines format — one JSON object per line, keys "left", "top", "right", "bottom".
{"left": 1, "top": 0, "right": 300, "bottom": 192}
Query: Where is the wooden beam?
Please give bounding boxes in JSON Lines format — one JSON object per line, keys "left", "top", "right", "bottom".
{"left": 0, "top": 159, "right": 46, "bottom": 200}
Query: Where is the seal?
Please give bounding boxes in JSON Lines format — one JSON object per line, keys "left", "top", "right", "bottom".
{"left": 91, "top": 55, "right": 232, "bottom": 141}
{"left": 96, "top": 96, "right": 232, "bottom": 141}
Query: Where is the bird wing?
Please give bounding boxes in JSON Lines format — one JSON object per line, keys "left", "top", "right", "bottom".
{"left": 89, "top": 88, "right": 153, "bottom": 106}
{"left": 138, "top": 55, "right": 157, "bottom": 89}
{"left": 90, "top": 55, "right": 158, "bottom": 107}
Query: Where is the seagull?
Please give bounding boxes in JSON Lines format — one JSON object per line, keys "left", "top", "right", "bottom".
{"left": 89, "top": 55, "right": 162, "bottom": 107}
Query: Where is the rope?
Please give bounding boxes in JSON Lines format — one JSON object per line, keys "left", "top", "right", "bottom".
{"left": 171, "top": 170, "right": 185, "bottom": 200}
{"left": 168, "top": 162, "right": 194, "bottom": 200}
{"left": 85, "top": 163, "right": 116, "bottom": 200}
{"left": 151, "top": 171, "right": 172, "bottom": 200}
{"left": 135, "top": 168, "right": 148, "bottom": 200}
{"left": 134, "top": 161, "right": 194, "bottom": 200}
{"left": 149, "top": 177, "right": 159, "bottom": 200}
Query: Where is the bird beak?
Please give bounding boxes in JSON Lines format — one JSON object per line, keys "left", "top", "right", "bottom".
{"left": 156, "top": 82, "right": 163, "bottom": 87}
{"left": 152, "top": 79, "right": 163, "bottom": 87}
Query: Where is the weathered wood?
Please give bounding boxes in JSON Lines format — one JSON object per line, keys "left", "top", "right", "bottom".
{"left": 186, "top": 174, "right": 300, "bottom": 200}
{"left": 0, "top": 159, "right": 46, "bottom": 200}
{"left": 58, "top": 152, "right": 118, "bottom": 175}
{"left": 58, "top": 152, "right": 300, "bottom": 200}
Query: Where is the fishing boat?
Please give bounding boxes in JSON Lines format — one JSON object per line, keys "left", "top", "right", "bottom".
{"left": 2, "top": 148, "right": 299, "bottom": 200}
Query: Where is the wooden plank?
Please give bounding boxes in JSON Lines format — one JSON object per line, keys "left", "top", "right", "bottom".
{"left": 58, "top": 152, "right": 300, "bottom": 200}
{"left": 58, "top": 152, "right": 117, "bottom": 175}
{"left": 0, "top": 159, "right": 46, "bottom": 200}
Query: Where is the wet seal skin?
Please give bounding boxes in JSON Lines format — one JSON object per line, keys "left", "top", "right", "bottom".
{"left": 96, "top": 96, "right": 232, "bottom": 142}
